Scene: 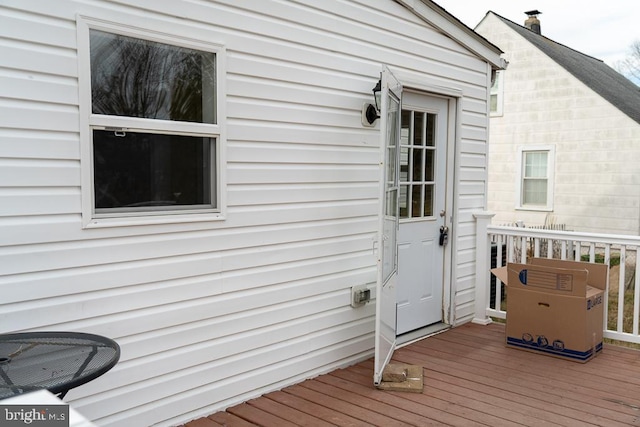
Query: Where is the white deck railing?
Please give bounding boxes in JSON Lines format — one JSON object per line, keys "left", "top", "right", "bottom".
{"left": 474, "top": 212, "right": 640, "bottom": 345}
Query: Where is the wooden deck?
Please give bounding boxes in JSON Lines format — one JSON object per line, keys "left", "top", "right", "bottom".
{"left": 182, "top": 322, "right": 640, "bottom": 426}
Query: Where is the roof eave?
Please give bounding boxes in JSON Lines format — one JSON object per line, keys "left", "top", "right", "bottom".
{"left": 395, "top": 0, "right": 507, "bottom": 70}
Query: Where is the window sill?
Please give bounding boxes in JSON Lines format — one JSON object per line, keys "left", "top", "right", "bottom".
{"left": 515, "top": 206, "right": 553, "bottom": 212}
{"left": 83, "top": 212, "right": 225, "bottom": 229}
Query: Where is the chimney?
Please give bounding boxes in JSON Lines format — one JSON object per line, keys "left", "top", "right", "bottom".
{"left": 524, "top": 10, "right": 542, "bottom": 35}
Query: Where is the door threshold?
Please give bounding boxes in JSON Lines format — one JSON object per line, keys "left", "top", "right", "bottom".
{"left": 396, "top": 322, "right": 450, "bottom": 347}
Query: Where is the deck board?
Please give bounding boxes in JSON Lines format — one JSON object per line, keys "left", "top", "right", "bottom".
{"left": 245, "top": 395, "right": 333, "bottom": 427}
{"left": 183, "top": 323, "right": 640, "bottom": 426}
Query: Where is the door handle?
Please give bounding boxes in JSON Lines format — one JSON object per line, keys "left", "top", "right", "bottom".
{"left": 439, "top": 225, "right": 449, "bottom": 246}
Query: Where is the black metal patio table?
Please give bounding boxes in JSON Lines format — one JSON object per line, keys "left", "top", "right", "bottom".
{"left": 0, "top": 332, "right": 120, "bottom": 399}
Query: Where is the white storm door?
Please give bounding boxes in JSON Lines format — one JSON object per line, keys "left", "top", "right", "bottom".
{"left": 373, "top": 66, "right": 402, "bottom": 386}
{"left": 396, "top": 94, "right": 448, "bottom": 335}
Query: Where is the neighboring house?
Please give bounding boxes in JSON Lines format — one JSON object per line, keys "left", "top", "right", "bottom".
{"left": 0, "top": 1, "right": 504, "bottom": 425}
{"left": 476, "top": 11, "right": 640, "bottom": 235}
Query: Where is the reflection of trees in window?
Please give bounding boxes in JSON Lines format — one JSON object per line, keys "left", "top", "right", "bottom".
{"left": 90, "top": 30, "right": 215, "bottom": 123}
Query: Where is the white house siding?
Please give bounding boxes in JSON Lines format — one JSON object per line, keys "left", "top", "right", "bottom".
{"left": 0, "top": 1, "right": 493, "bottom": 425}
{"left": 477, "top": 14, "right": 640, "bottom": 235}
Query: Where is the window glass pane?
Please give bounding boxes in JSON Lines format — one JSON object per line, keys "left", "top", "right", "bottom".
{"left": 490, "top": 94, "right": 498, "bottom": 112}
{"left": 491, "top": 72, "right": 500, "bottom": 91}
{"left": 93, "top": 130, "right": 214, "bottom": 210}
{"left": 90, "top": 30, "right": 216, "bottom": 124}
{"left": 524, "top": 152, "right": 547, "bottom": 178}
{"left": 523, "top": 178, "right": 547, "bottom": 205}
{"left": 490, "top": 72, "right": 502, "bottom": 114}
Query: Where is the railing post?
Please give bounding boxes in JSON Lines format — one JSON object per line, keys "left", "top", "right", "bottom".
{"left": 473, "top": 211, "right": 495, "bottom": 325}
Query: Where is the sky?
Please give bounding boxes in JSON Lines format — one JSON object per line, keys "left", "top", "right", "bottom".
{"left": 433, "top": 0, "right": 640, "bottom": 68}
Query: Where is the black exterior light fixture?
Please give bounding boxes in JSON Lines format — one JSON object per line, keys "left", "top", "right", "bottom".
{"left": 362, "top": 79, "right": 382, "bottom": 127}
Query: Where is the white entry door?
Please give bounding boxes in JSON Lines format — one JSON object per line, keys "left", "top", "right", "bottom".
{"left": 373, "top": 66, "right": 402, "bottom": 386}
{"left": 396, "top": 93, "right": 449, "bottom": 335}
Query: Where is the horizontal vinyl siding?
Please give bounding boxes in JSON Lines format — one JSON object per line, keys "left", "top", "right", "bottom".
{"left": 0, "top": 0, "right": 491, "bottom": 425}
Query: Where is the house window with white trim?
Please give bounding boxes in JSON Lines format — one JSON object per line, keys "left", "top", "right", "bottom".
{"left": 78, "top": 18, "right": 224, "bottom": 227}
{"left": 517, "top": 146, "right": 554, "bottom": 210}
{"left": 490, "top": 70, "right": 504, "bottom": 116}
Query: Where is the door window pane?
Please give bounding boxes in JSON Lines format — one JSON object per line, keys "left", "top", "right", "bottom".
{"left": 424, "top": 185, "right": 434, "bottom": 217}
{"left": 400, "top": 110, "right": 437, "bottom": 219}
{"left": 411, "top": 185, "right": 422, "bottom": 218}
{"left": 412, "top": 148, "right": 423, "bottom": 181}
{"left": 426, "top": 113, "right": 436, "bottom": 147}
{"left": 425, "top": 149, "right": 435, "bottom": 181}
{"left": 413, "top": 112, "right": 424, "bottom": 146}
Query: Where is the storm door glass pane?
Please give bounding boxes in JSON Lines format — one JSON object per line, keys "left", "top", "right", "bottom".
{"left": 93, "top": 130, "right": 213, "bottom": 210}
{"left": 384, "top": 94, "right": 399, "bottom": 217}
{"left": 400, "top": 145, "right": 410, "bottom": 182}
{"left": 90, "top": 30, "right": 216, "bottom": 124}
{"left": 381, "top": 91, "right": 400, "bottom": 285}
{"left": 400, "top": 185, "right": 409, "bottom": 217}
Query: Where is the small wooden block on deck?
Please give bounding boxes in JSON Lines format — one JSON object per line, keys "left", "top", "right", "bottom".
{"left": 377, "top": 363, "right": 423, "bottom": 393}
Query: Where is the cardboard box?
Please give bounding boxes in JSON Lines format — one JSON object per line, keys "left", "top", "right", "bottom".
{"left": 491, "top": 258, "right": 607, "bottom": 362}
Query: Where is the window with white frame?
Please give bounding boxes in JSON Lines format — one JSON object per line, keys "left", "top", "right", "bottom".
{"left": 490, "top": 70, "right": 504, "bottom": 116}
{"left": 517, "top": 146, "right": 554, "bottom": 210}
{"left": 78, "top": 18, "right": 224, "bottom": 226}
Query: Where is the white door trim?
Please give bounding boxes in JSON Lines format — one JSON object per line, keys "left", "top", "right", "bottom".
{"left": 398, "top": 89, "right": 458, "bottom": 329}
